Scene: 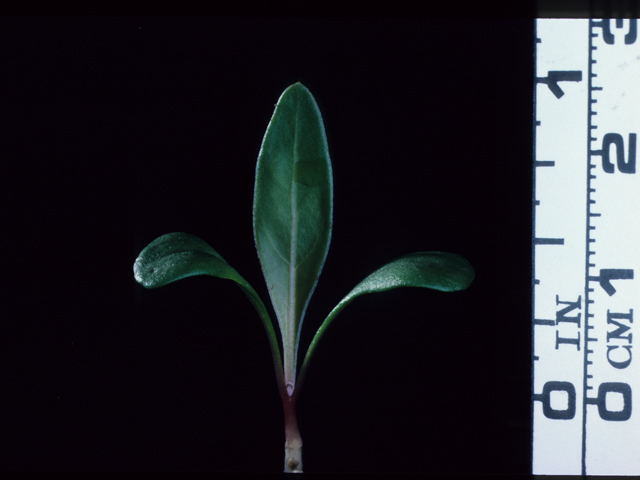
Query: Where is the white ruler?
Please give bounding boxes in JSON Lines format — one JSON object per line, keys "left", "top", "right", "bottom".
{"left": 533, "top": 19, "right": 640, "bottom": 475}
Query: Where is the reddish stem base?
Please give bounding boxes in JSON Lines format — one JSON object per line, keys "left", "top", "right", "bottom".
{"left": 283, "top": 397, "right": 303, "bottom": 473}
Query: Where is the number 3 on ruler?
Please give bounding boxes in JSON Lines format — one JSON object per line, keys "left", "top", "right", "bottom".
{"left": 533, "top": 19, "right": 640, "bottom": 476}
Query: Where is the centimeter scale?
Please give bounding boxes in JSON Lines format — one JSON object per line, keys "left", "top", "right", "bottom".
{"left": 533, "top": 19, "right": 640, "bottom": 475}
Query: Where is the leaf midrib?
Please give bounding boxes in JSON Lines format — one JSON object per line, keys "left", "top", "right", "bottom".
{"left": 286, "top": 100, "right": 299, "bottom": 386}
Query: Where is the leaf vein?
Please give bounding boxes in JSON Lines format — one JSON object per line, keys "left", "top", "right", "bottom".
{"left": 263, "top": 228, "right": 290, "bottom": 266}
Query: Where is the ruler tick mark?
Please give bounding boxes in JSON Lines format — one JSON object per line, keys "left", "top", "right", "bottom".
{"left": 534, "top": 318, "right": 555, "bottom": 326}
{"left": 535, "top": 160, "right": 555, "bottom": 167}
{"left": 534, "top": 238, "right": 564, "bottom": 245}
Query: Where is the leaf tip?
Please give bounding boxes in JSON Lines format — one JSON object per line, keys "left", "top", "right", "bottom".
{"left": 283, "top": 82, "right": 310, "bottom": 98}
{"left": 133, "top": 257, "right": 154, "bottom": 289}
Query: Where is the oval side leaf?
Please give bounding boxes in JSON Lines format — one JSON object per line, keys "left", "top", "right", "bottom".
{"left": 133, "top": 232, "right": 287, "bottom": 396}
{"left": 348, "top": 251, "right": 475, "bottom": 298}
{"left": 294, "top": 252, "right": 474, "bottom": 400}
{"left": 134, "top": 232, "right": 241, "bottom": 289}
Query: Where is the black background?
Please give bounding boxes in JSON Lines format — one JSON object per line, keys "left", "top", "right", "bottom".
{"left": 1, "top": 18, "right": 533, "bottom": 474}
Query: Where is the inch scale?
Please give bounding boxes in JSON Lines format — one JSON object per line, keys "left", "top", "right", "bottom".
{"left": 533, "top": 19, "right": 640, "bottom": 475}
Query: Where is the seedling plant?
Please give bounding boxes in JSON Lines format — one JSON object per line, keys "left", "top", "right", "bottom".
{"left": 134, "top": 83, "right": 475, "bottom": 473}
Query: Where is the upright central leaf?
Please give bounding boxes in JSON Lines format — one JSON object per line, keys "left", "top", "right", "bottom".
{"left": 253, "top": 83, "right": 333, "bottom": 394}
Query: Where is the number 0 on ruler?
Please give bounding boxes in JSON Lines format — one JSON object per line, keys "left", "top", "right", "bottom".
{"left": 533, "top": 19, "right": 640, "bottom": 475}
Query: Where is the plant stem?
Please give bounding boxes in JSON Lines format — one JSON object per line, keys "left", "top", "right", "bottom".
{"left": 282, "top": 395, "right": 303, "bottom": 473}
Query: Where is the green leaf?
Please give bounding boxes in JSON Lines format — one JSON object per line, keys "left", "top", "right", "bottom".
{"left": 344, "top": 251, "right": 475, "bottom": 295}
{"left": 135, "top": 232, "right": 240, "bottom": 288}
{"left": 133, "top": 232, "right": 286, "bottom": 396}
{"left": 294, "top": 252, "right": 474, "bottom": 399}
{"left": 253, "top": 83, "right": 333, "bottom": 392}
